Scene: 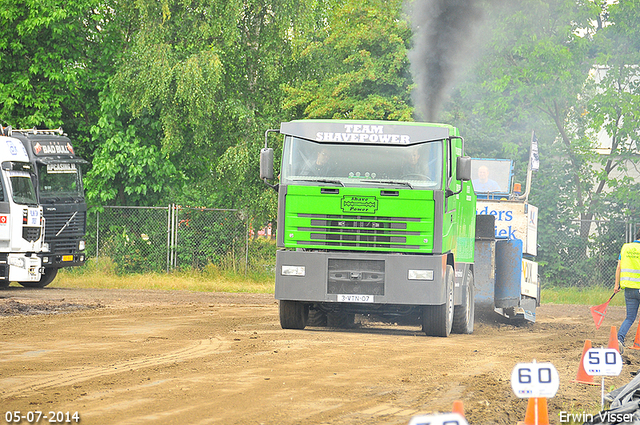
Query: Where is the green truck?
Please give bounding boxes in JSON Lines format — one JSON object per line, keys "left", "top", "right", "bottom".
{"left": 261, "top": 120, "right": 477, "bottom": 337}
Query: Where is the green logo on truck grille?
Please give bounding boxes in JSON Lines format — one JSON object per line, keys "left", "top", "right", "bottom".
{"left": 341, "top": 196, "right": 378, "bottom": 214}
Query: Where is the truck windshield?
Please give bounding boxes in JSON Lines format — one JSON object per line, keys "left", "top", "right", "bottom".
{"left": 280, "top": 136, "right": 443, "bottom": 188}
{"left": 8, "top": 172, "right": 37, "bottom": 205}
{"left": 37, "top": 163, "right": 84, "bottom": 200}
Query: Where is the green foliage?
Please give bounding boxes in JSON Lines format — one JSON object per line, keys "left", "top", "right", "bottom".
{"left": 86, "top": 90, "right": 181, "bottom": 205}
{"left": 0, "top": 0, "right": 132, "bottom": 157}
{"left": 282, "top": 0, "right": 413, "bottom": 120}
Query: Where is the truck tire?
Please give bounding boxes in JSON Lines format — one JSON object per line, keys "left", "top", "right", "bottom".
{"left": 18, "top": 268, "right": 59, "bottom": 288}
{"left": 452, "top": 269, "right": 474, "bottom": 334}
{"left": 279, "top": 300, "right": 309, "bottom": 330}
{"left": 327, "top": 311, "right": 355, "bottom": 329}
{"left": 308, "top": 308, "right": 327, "bottom": 327}
{"left": 422, "top": 265, "right": 454, "bottom": 337}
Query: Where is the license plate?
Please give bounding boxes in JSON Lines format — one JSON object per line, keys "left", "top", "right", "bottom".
{"left": 337, "top": 294, "right": 374, "bottom": 303}
{"left": 62, "top": 255, "right": 74, "bottom": 262}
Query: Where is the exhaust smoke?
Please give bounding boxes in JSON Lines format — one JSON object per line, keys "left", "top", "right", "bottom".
{"left": 407, "top": 0, "right": 486, "bottom": 122}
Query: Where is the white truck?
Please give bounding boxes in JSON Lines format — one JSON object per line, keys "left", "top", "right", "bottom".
{"left": 0, "top": 128, "right": 44, "bottom": 287}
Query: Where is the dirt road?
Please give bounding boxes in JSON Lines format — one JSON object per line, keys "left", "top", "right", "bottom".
{"left": 1, "top": 287, "right": 637, "bottom": 425}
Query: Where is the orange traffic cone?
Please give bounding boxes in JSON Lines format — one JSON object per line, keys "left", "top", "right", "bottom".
{"left": 629, "top": 321, "right": 640, "bottom": 350}
{"left": 519, "top": 397, "right": 549, "bottom": 425}
{"left": 572, "top": 340, "right": 597, "bottom": 385}
{"left": 452, "top": 400, "right": 464, "bottom": 417}
{"left": 607, "top": 326, "right": 620, "bottom": 353}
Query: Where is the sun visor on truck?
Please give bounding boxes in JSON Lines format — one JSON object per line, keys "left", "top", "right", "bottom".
{"left": 280, "top": 120, "right": 452, "bottom": 145}
{"left": 35, "top": 157, "right": 89, "bottom": 165}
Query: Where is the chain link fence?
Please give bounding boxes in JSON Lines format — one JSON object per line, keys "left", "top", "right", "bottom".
{"left": 85, "top": 206, "right": 268, "bottom": 274}
{"left": 85, "top": 206, "right": 637, "bottom": 288}
{"left": 538, "top": 220, "right": 640, "bottom": 288}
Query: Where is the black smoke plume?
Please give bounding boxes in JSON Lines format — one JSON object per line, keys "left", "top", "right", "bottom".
{"left": 407, "top": 0, "right": 485, "bottom": 122}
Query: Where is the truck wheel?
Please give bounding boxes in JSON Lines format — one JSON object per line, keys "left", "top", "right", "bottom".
{"left": 308, "top": 308, "right": 327, "bottom": 327}
{"left": 18, "top": 268, "right": 59, "bottom": 289}
{"left": 327, "top": 311, "right": 355, "bottom": 329}
{"left": 279, "top": 300, "right": 309, "bottom": 330}
{"left": 422, "top": 265, "right": 454, "bottom": 337}
{"left": 452, "top": 269, "right": 474, "bottom": 334}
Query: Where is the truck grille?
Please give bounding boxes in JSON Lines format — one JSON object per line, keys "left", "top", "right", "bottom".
{"left": 44, "top": 211, "right": 86, "bottom": 239}
{"left": 327, "top": 259, "right": 385, "bottom": 295}
{"left": 43, "top": 210, "right": 86, "bottom": 253}
{"left": 23, "top": 227, "right": 41, "bottom": 242}
{"left": 296, "top": 214, "right": 420, "bottom": 249}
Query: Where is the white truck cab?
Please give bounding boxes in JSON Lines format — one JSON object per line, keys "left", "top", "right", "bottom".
{"left": 0, "top": 135, "right": 44, "bottom": 286}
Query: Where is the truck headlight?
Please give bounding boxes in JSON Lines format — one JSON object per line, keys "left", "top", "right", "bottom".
{"left": 8, "top": 257, "right": 25, "bottom": 269}
{"left": 79, "top": 240, "right": 85, "bottom": 251}
{"left": 408, "top": 269, "right": 434, "bottom": 281}
{"left": 281, "top": 265, "right": 305, "bottom": 276}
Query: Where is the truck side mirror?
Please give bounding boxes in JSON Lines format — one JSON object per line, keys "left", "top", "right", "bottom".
{"left": 260, "top": 148, "right": 274, "bottom": 180}
{"left": 456, "top": 156, "right": 471, "bottom": 181}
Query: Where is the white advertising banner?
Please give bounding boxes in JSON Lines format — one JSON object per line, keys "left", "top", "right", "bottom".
{"left": 476, "top": 201, "right": 538, "bottom": 256}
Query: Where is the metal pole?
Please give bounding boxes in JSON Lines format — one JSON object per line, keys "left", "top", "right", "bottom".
{"left": 245, "top": 213, "right": 249, "bottom": 276}
{"left": 170, "top": 204, "right": 175, "bottom": 270}
{"left": 166, "top": 205, "right": 171, "bottom": 273}
{"left": 96, "top": 210, "right": 100, "bottom": 258}
{"left": 172, "top": 205, "right": 178, "bottom": 269}
{"left": 517, "top": 130, "right": 535, "bottom": 202}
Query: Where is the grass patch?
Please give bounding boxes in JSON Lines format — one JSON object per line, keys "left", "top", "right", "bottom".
{"left": 47, "top": 257, "right": 619, "bottom": 304}
{"left": 541, "top": 286, "right": 622, "bottom": 306}
{"left": 51, "top": 257, "right": 275, "bottom": 293}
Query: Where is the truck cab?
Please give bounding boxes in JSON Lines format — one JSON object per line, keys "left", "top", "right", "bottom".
{"left": 261, "top": 120, "right": 476, "bottom": 336}
{"left": 8, "top": 128, "right": 87, "bottom": 287}
{"left": 0, "top": 133, "right": 44, "bottom": 286}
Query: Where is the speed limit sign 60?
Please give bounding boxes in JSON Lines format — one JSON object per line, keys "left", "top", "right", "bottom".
{"left": 511, "top": 362, "right": 559, "bottom": 398}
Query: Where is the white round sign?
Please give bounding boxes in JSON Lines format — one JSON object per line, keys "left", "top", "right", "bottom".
{"left": 407, "top": 413, "right": 468, "bottom": 425}
{"left": 510, "top": 362, "right": 560, "bottom": 398}
{"left": 583, "top": 348, "right": 623, "bottom": 376}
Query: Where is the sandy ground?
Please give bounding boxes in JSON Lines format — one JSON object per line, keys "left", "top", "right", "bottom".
{"left": 1, "top": 286, "right": 638, "bottom": 425}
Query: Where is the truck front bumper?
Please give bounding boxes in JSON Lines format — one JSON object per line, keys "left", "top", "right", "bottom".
{"left": 41, "top": 252, "right": 86, "bottom": 268}
{"left": 275, "top": 250, "right": 448, "bottom": 305}
{"left": 7, "top": 253, "right": 42, "bottom": 282}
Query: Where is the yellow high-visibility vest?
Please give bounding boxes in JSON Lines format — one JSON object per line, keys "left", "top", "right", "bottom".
{"left": 620, "top": 242, "right": 640, "bottom": 289}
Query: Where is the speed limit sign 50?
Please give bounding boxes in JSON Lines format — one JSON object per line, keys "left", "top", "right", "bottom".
{"left": 583, "top": 348, "right": 623, "bottom": 376}
{"left": 511, "top": 362, "right": 560, "bottom": 398}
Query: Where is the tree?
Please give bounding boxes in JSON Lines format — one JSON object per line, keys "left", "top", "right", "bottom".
{"left": 281, "top": 0, "right": 414, "bottom": 121}
{"left": 94, "top": 0, "right": 339, "bottom": 227}
{"left": 85, "top": 90, "right": 181, "bottom": 206}
{"left": 0, "top": 0, "right": 133, "bottom": 158}
{"left": 448, "top": 1, "right": 598, "bottom": 225}
{"left": 441, "top": 0, "right": 640, "bottom": 286}
{"left": 586, "top": 1, "right": 640, "bottom": 221}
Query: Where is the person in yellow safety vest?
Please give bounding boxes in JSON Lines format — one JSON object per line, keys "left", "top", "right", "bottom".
{"left": 614, "top": 227, "right": 640, "bottom": 354}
